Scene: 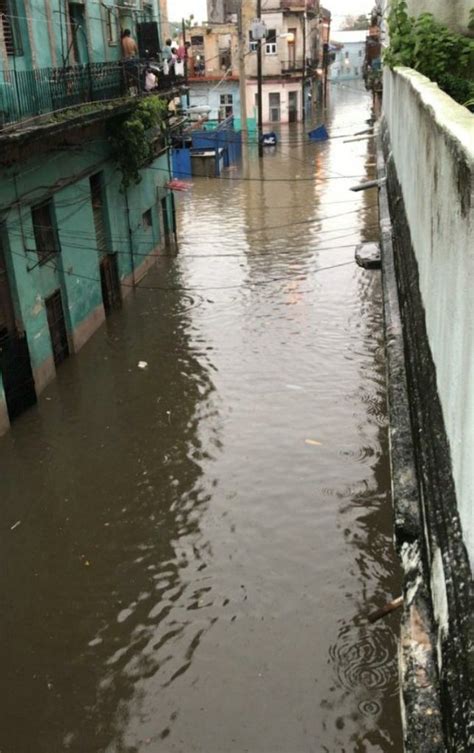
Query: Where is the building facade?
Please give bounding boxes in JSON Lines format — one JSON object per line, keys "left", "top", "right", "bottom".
{"left": 0, "top": 0, "right": 178, "bottom": 435}
{"left": 244, "top": 0, "right": 323, "bottom": 124}
{"left": 330, "top": 31, "right": 366, "bottom": 82}
{"left": 187, "top": 22, "right": 249, "bottom": 128}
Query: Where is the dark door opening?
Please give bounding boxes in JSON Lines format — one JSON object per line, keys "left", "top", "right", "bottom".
{"left": 100, "top": 253, "right": 121, "bottom": 314}
{"left": 0, "top": 240, "right": 36, "bottom": 421}
{"left": 288, "top": 91, "right": 298, "bottom": 122}
{"left": 68, "top": 1, "right": 87, "bottom": 65}
{"left": 45, "top": 290, "right": 69, "bottom": 367}
{"left": 161, "top": 196, "right": 171, "bottom": 247}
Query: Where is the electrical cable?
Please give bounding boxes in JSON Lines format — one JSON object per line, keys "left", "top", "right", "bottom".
{"left": 14, "top": 245, "right": 358, "bottom": 292}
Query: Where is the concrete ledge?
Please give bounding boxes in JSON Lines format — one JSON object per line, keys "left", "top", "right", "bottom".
{"left": 383, "top": 67, "right": 474, "bottom": 565}
{"left": 71, "top": 302, "right": 106, "bottom": 354}
{"left": 376, "top": 128, "right": 445, "bottom": 753}
{"left": 378, "top": 122, "right": 474, "bottom": 752}
{"left": 33, "top": 355, "right": 55, "bottom": 396}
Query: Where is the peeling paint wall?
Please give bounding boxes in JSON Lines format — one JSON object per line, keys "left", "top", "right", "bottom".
{"left": 383, "top": 67, "right": 474, "bottom": 569}
{"left": 0, "top": 139, "right": 173, "bottom": 419}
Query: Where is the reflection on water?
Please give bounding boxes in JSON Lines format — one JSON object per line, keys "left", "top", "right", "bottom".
{"left": 0, "top": 86, "right": 402, "bottom": 752}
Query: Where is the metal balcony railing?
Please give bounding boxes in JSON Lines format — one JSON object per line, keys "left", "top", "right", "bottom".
{"left": 281, "top": 59, "right": 305, "bottom": 73}
{"left": 0, "top": 61, "right": 185, "bottom": 128}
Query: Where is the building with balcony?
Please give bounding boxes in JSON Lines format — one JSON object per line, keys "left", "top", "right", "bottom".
{"left": 0, "top": 0, "right": 183, "bottom": 435}
{"left": 187, "top": 22, "right": 242, "bottom": 124}
{"left": 244, "top": 0, "right": 324, "bottom": 124}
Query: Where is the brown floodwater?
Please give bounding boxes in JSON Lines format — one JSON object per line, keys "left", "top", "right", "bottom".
{"left": 0, "top": 86, "right": 402, "bottom": 753}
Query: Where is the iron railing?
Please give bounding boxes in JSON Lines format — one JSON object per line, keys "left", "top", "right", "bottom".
{"left": 281, "top": 59, "right": 305, "bottom": 73}
{"left": 0, "top": 61, "right": 184, "bottom": 128}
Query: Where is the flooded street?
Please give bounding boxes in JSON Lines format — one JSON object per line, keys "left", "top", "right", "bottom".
{"left": 0, "top": 87, "right": 402, "bottom": 752}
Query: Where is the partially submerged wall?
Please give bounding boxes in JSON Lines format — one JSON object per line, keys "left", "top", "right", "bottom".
{"left": 382, "top": 66, "right": 474, "bottom": 751}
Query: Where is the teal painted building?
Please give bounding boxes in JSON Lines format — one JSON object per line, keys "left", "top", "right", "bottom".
{"left": 0, "top": 0, "right": 178, "bottom": 434}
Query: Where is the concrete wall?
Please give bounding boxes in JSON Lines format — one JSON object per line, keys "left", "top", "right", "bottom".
{"left": 405, "top": 0, "right": 472, "bottom": 33}
{"left": 383, "top": 66, "right": 474, "bottom": 566}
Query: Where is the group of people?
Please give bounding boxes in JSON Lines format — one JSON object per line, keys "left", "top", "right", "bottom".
{"left": 120, "top": 30, "right": 189, "bottom": 93}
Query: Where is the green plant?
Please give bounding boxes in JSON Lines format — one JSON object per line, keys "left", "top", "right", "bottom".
{"left": 384, "top": 0, "right": 474, "bottom": 106}
{"left": 109, "top": 96, "right": 168, "bottom": 189}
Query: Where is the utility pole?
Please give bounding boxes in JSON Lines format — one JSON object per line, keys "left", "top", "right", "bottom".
{"left": 323, "top": 12, "right": 331, "bottom": 107}
{"left": 257, "top": 0, "right": 263, "bottom": 158}
{"left": 238, "top": 9, "right": 248, "bottom": 137}
{"left": 301, "top": 3, "right": 307, "bottom": 123}
{"left": 182, "top": 17, "right": 190, "bottom": 107}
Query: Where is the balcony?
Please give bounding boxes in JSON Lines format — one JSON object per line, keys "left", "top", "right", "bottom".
{"left": 0, "top": 61, "right": 185, "bottom": 129}
{"left": 281, "top": 59, "right": 304, "bottom": 74}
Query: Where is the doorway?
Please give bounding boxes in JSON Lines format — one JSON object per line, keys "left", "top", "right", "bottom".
{"left": 45, "top": 290, "right": 69, "bottom": 367}
{"left": 100, "top": 254, "right": 121, "bottom": 314}
{"left": 161, "top": 196, "right": 171, "bottom": 248}
{"left": 288, "top": 91, "right": 298, "bottom": 123}
{"left": 269, "top": 92, "right": 281, "bottom": 122}
{"left": 68, "top": 1, "right": 88, "bottom": 65}
{"left": 0, "top": 238, "right": 36, "bottom": 420}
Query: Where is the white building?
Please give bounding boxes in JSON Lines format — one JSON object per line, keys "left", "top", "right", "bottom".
{"left": 330, "top": 30, "right": 366, "bottom": 82}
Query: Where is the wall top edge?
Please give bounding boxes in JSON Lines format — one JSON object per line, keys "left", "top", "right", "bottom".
{"left": 390, "top": 66, "right": 474, "bottom": 161}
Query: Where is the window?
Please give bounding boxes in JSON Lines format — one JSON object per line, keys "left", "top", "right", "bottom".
{"left": 345, "top": 50, "right": 349, "bottom": 59}
{"left": 355, "top": 66, "right": 359, "bottom": 75}
{"left": 142, "top": 209, "right": 152, "bottom": 230}
{"left": 269, "top": 92, "right": 280, "bottom": 122}
{"left": 32, "top": 201, "right": 59, "bottom": 265}
{"left": 0, "top": 0, "right": 22, "bottom": 55}
{"left": 254, "top": 92, "right": 260, "bottom": 110}
{"left": 248, "top": 30, "right": 258, "bottom": 52}
{"left": 358, "top": 49, "right": 362, "bottom": 57}
{"left": 265, "top": 29, "right": 277, "bottom": 55}
{"left": 219, "top": 93, "right": 233, "bottom": 119}
{"left": 106, "top": 8, "right": 117, "bottom": 45}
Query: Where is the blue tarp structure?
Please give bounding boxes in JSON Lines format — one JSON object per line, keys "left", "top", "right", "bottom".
{"left": 308, "top": 125, "right": 329, "bottom": 141}
{"left": 172, "top": 116, "right": 242, "bottom": 179}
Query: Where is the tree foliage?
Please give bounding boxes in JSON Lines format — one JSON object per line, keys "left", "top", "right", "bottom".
{"left": 109, "top": 97, "right": 168, "bottom": 189}
{"left": 384, "top": 0, "right": 474, "bottom": 106}
{"left": 342, "top": 14, "right": 369, "bottom": 31}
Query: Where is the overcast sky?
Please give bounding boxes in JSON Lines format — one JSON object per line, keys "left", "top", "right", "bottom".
{"left": 168, "top": 0, "right": 374, "bottom": 29}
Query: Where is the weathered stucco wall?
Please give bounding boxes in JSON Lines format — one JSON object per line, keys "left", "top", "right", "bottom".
{"left": 405, "top": 0, "right": 472, "bottom": 33}
{"left": 383, "top": 67, "right": 473, "bottom": 567}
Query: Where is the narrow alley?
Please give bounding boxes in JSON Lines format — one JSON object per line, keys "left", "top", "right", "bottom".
{"left": 0, "top": 87, "right": 403, "bottom": 752}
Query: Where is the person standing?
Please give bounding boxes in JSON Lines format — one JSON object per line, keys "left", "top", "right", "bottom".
{"left": 121, "top": 29, "right": 138, "bottom": 59}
